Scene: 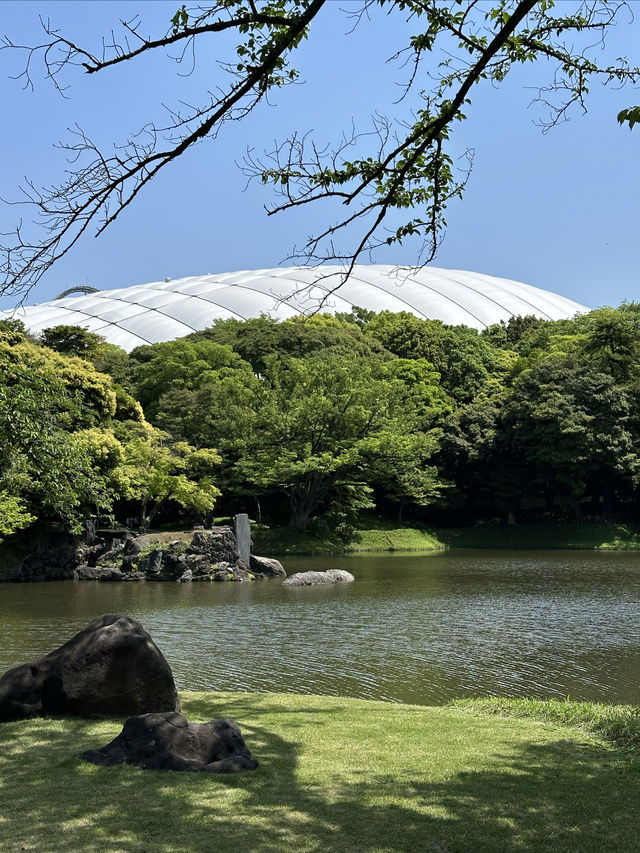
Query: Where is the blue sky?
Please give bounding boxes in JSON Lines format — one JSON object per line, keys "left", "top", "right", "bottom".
{"left": 0, "top": 1, "right": 638, "bottom": 311}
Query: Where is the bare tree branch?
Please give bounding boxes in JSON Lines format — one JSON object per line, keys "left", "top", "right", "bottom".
{"left": 1, "top": 0, "right": 639, "bottom": 302}
{"left": 0, "top": 0, "right": 327, "bottom": 300}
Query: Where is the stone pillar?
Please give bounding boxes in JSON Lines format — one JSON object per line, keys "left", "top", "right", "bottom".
{"left": 235, "top": 513, "right": 251, "bottom": 565}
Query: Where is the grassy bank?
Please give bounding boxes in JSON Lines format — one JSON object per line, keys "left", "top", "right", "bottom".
{"left": 1, "top": 692, "right": 639, "bottom": 852}
{"left": 252, "top": 518, "right": 640, "bottom": 555}
{"left": 252, "top": 520, "right": 445, "bottom": 555}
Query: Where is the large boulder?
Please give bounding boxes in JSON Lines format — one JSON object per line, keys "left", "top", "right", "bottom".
{"left": 0, "top": 614, "right": 180, "bottom": 723}
{"left": 282, "top": 569, "right": 355, "bottom": 587}
{"left": 81, "top": 711, "right": 258, "bottom": 774}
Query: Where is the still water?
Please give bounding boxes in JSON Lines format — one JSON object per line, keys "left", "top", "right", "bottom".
{"left": 1, "top": 550, "right": 639, "bottom": 705}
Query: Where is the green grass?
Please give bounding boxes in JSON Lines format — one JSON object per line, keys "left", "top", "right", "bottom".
{"left": 2, "top": 692, "right": 640, "bottom": 852}
{"left": 252, "top": 519, "right": 445, "bottom": 555}
{"left": 252, "top": 519, "right": 640, "bottom": 555}
{"left": 452, "top": 697, "right": 640, "bottom": 752}
{"left": 438, "top": 522, "right": 640, "bottom": 551}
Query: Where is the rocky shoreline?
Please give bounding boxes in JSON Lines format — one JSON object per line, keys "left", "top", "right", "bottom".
{"left": 76, "top": 526, "right": 286, "bottom": 583}
{"left": 0, "top": 520, "right": 286, "bottom": 583}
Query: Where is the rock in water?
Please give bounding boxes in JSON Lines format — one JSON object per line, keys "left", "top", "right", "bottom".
{"left": 0, "top": 614, "right": 180, "bottom": 722}
{"left": 81, "top": 712, "right": 258, "bottom": 773}
{"left": 282, "top": 569, "right": 355, "bottom": 587}
{"left": 249, "top": 555, "right": 286, "bottom": 577}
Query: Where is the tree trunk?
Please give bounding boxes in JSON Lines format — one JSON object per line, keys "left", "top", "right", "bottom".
{"left": 574, "top": 500, "right": 583, "bottom": 523}
{"left": 287, "top": 476, "right": 331, "bottom": 533}
{"left": 139, "top": 500, "right": 147, "bottom": 530}
{"left": 398, "top": 497, "right": 405, "bottom": 524}
{"left": 602, "top": 483, "right": 613, "bottom": 523}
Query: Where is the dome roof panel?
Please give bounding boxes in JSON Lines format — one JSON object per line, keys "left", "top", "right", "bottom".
{"left": 100, "top": 327, "right": 151, "bottom": 350}
{"left": 78, "top": 302, "right": 148, "bottom": 323}
{"left": 197, "top": 284, "right": 294, "bottom": 319}
{"left": 118, "top": 290, "right": 190, "bottom": 310}
{"left": 24, "top": 309, "right": 97, "bottom": 333}
{"left": 349, "top": 270, "right": 487, "bottom": 326}
{"left": 161, "top": 296, "right": 242, "bottom": 327}
{"left": 117, "top": 312, "right": 197, "bottom": 343}
{"left": 0, "top": 265, "right": 588, "bottom": 351}
{"left": 170, "top": 279, "right": 231, "bottom": 298}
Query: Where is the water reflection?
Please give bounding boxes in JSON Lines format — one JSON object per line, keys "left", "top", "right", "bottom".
{"left": 1, "top": 550, "right": 639, "bottom": 705}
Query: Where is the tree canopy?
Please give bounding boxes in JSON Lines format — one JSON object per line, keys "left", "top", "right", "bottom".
{"left": 0, "top": 1, "right": 638, "bottom": 299}
{"left": 6, "top": 303, "right": 640, "bottom": 538}
{"left": 0, "top": 324, "right": 222, "bottom": 540}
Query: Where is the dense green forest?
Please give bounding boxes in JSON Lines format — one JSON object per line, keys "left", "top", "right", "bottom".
{"left": 2, "top": 302, "right": 640, "bottom": 542}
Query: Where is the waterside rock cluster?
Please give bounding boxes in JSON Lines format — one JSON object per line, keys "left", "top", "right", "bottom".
{"left": 75, "top": 527, "right": 286, "bottom": 583}
{"left": 0, "top": 521, "right": 286, "bottom": 583}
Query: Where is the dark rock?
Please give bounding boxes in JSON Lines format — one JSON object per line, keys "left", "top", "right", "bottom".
{"left": 97, "top": 567, "right": 126, "bottom": 582}
{"left": 1, "top": 521, "right": 285, "bottom": 585}
{"left": 213, "top": 561, "right": 236, "bottom": 582}
{"left": 212, "top": 560, "right": 252, "bottom": 582}
{"left": 282, "top": 569, "right": 355, "bottom": 587}
{"left": 81, "top": 711, "right": 258, "bottom": 773}
{"left": 83, "top": 520, "right": 97, "bottom": 545}
{"left": 122, "top": 571, "right": 146, "bottom": 582}
{"left": 123, "top": 536, "right": 143, "bottom": 556}
{"left": 250, "top": 555, "right": 287, "bottom": 578}
{"left": 177, "top": 568, "right": 193, "bottom": 583}
{"left": 96, "top": 539, "right": 125, "bottom": 566}
{"left": 184, "top": 554, "right": 214, "bottom": 578}
{"left": 139, "top": 549, "right": 163, "bottom": 575}
{"left": 0, "top": 614, "right": 180, "bottom": 722}
{"left": 190, "top": 530, "right": 209, "bottom": 548}
{"left": 0, "top": 527, "right": 82, "bottom": 582}
{"left": 74, "top": 565, "right": 102, "bottom": 580}
{"left": 187, "top": 527, "right": 239, "bottom": 564}
{"left": 120, "top": 554, "right": 139, "bottom": 572}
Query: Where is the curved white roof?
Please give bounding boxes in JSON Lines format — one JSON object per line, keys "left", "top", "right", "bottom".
{"left": 1, "top": 265, "right": 588, "bottom": 352}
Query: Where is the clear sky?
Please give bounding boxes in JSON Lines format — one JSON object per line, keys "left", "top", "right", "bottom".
{"left": 0, "top": 1, "right": 638, "bottom": 311}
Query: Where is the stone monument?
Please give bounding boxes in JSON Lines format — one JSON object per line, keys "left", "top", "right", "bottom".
{"left": 234, "top": 513, "right": 251, "bottom": 566}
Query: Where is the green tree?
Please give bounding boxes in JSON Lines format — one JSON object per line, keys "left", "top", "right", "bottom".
{"left": 112, "top": 421, "right": 222, "bottom": 527}
{"left": 199, "top": 314, "right": 388, "bottom": 375}
{"left": 0, "top": 337, "right": 116, "bottom": 535}
{"left": 501, "top": 355, "right": 640, "bottom": 520}
{"left": 364, "top": 310, "right": 496, "bottom": 402}
{"left": 0, "top": 328, "right": 220, "bottom": 537}
{"left": 238, "top": 353, "right": 444, "bottom": 531}
{"left": 89, "top": 342, "right": 133, "bottom": 391}
{"left": 580, "top": 306, "right": 640, "bottom": 380}
{"left": 130, "top": 337, "right": 251, "bottom": 419}
{"left": 39, "top": 325, "right": 104, "bottom": 357}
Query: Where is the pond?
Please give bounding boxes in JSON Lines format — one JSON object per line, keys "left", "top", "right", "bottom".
{"left": 1, "top": 550, "right": 639, "bottom": 706}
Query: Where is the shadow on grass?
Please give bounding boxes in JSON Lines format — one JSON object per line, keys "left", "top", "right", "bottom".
{"left": 1, "top": 695, "right": 640, "bottom": 852}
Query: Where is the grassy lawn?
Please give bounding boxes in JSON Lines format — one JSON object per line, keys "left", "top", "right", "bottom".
{"left": 252, "top": 520, "right": 445, "bottom": 555}
{"left": 252, "top": 519, "right": 640, "bottom": 555}
{"left": 1, "top": 692, "right": 640, "bottom": 852}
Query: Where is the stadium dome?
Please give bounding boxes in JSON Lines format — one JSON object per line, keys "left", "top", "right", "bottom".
{"left": 1, "top": 265, "right": 588, "bottom": 352}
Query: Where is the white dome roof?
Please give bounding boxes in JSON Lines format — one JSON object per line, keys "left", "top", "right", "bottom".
{"left": 1, "top": 265, "right": 588, "bottom": 352}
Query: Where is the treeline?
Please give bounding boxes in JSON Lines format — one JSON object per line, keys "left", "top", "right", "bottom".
{"left": 2, "top": 302, "right": 640, "bottom": 540}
